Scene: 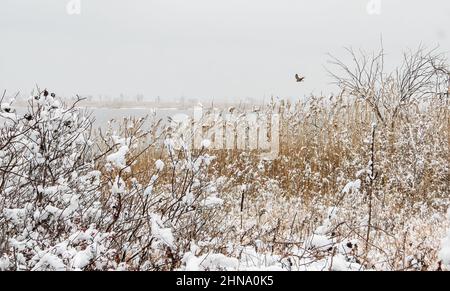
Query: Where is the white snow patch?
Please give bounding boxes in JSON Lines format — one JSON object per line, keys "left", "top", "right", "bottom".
{"left": 201, "top": 139, "right": 212, "bottom": 149}
{"left": 182, "top": 252, "right": 239, "bottom": 271}
{"left": 155, "top": 159, "right": 165, "bottom": 171}
{"left": 200, "top": 196, "right": 224, "bottom": 208}
{"left": 439, "top": 208, "right": 450, "bottom": 267}
{"left": 106, "top": 145, "right": 129, "bottom": 170}
{"left": 342, "top": 179, "right": 361, "bottom": 194}
{"left": 32, "top": 253, "right": 66, "bottom": 271}
{"left": 72, "top": 248, "right": 94, "bottom": 270}
{"left": 305, "top": 234, "right": 333, "bottom": 251}
{"left": 151, "top": 214, "right": 175, "bottom": 249}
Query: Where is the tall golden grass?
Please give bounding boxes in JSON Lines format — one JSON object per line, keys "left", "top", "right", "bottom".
{"left": 94, "top": 91, "right": 447, "bottom": 270}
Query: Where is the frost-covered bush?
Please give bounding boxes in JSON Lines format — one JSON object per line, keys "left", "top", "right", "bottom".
{"left": 94, "top": 121, "right": 225, "bottom": 270}
{"left": 0, "top": 90, "right": 108, "bottom": 270}
{"left": 0, "top": 90, "right": 226, "bottom": 270}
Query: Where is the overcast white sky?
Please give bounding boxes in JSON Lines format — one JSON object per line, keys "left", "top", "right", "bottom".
{"left": 0, "top": 0, "right": 449, "bottom": 101}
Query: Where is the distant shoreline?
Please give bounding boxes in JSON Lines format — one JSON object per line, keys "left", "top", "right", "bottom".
{"left": 10, "top": 99, "right": 266, "bottom": 110}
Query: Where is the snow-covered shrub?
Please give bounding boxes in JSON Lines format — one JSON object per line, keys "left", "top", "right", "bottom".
{"left": 0, "top": 90, "right": 109, "bottom": 270}
{"left": 0, "top": 90, "right": 219, "bottom": 270}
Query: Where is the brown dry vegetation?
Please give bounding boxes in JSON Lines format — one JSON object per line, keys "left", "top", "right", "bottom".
{"left": 101, "top": 88, "right": 448, "bottom": 269}
{"left": 96, "top": 47, "right": 450, "bottom": 270}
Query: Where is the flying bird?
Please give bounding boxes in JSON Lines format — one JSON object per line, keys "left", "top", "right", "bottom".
{"left": 295, "top": 74, "right": 305, "bottom": 83}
